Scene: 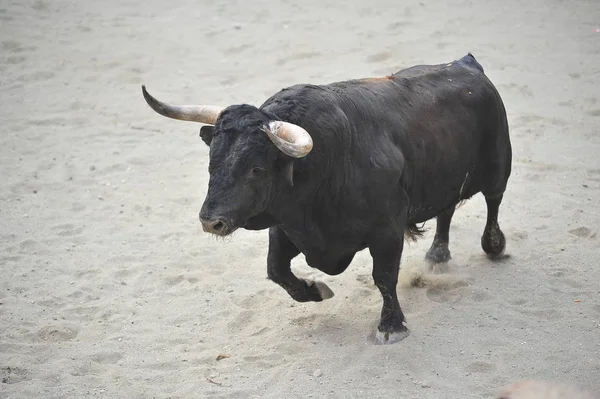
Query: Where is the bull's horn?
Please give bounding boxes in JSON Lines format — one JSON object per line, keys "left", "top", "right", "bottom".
{"left": 262, "top": 121, "right": 313, "bottom": 158}
{"left": 141, "top": 85, "right": 225, "bottom": 125}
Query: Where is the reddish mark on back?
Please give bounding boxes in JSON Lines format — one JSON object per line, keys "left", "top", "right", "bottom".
{"left": 361, "top": 76, "right": 394, "bottom": 83}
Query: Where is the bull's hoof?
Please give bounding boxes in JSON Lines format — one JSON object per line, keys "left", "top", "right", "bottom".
{"left": 375, "top": 327, "right": 409, "bottom": 345}
{"left": 306, "top": 280, "right": 334, "bottom": 300}
{"left": 425, "top": 244, "right": 451, "bottom": 264}
{"left": 481, "top": 224, "right": 506, "bottom": 258}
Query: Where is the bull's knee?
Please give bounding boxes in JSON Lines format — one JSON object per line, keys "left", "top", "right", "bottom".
{"left": 481, "top": 222, "right": 505, "bottom": 257}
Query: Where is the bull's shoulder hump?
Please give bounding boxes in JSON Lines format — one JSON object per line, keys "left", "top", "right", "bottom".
{"left": 260, "top": 83, "right": 340, "bottom": 121}
{"left": 261, "top": 84, "right": 329, "bottom": 105}
{"left": 270, "top": 83, "right": 328, "bottom": 97}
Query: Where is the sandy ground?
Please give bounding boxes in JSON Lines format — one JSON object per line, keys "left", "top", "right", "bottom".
{"left": 1, "top": 0, "right": 600, "bottom": 398}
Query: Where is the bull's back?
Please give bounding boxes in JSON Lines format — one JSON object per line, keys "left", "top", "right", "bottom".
{"left": 333, "top": 55, "right": 508, "bottom": 220}
{"left": 392, "top": 53, "right": 484, "bottom": 79}
{"left": 333, "top": 54, "right": 503, "bottom": 156}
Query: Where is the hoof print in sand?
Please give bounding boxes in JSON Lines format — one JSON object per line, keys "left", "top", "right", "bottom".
{"left": 1, "top": 366, "right": 30, "bottom": 384}
{"left": 426, "top": 287, "right": 462, "bottom": 303}
{"left": 569, "top": 226, "right": 592, "bottom": 238}
{"left": 424, "top": 279, "right": 470, "bottom": 304}
{"left": 90, "top": 351, "right": 123, "bottom": 365}
{"left": 51, "top": 223, "right": 84, "bottom": 237}
{"left": 465, "top": 361, "right": 496, "bottom": 374}
{"left": 37, "top": 325, "right": 79, "bottom": 342}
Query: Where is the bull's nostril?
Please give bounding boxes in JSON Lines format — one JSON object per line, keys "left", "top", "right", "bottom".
{"left": 200, "top": 216, "right": 228, "bottom": 234}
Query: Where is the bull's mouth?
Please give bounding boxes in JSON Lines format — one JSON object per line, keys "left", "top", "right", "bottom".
{"left": 209, "top": 227, "right": 238, "bottom": 237}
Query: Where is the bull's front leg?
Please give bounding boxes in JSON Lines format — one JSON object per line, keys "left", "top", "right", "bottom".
{"left": 368, "top": 232, "right": 409, "bottom": 345}
{"left": 266, "top": 226, "right": 334, "bottom": 302}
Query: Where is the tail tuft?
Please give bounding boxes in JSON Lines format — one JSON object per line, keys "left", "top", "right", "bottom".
{"left": 404, "top": 223, "right": 427, "bottom": 242}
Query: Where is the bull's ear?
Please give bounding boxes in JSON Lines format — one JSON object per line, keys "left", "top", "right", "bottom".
{"left": 283, "top": 161, "right": 294, "bottom": 187}
{"left": 199, "top": 125, "right": 214, "bottom": 146}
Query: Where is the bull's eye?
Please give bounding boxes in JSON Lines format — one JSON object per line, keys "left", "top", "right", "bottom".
{"left": 250, "top": 167, "right": 266, "bottom": 177}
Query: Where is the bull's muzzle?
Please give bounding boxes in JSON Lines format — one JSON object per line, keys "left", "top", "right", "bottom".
{"left": 199, "top": 216, "right": 231, "bottom": 236}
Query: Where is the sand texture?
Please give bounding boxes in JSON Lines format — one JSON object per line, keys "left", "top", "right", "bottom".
{"left": 1, "top": 0, "right": 600, "bottom": 398}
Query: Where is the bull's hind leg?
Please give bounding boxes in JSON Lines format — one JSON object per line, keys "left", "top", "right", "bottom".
{"left": 480, "top": 120, "right": 511, "bottom": 257}
{"left": 425, "top": 206, "right": 455, "bottom": 263}
{"left": 481, "top": 194, "right": 506, "bottom": 257}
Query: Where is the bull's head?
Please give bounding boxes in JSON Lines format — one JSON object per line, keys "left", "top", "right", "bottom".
{"left": 141, "top": 85, "right": 313, "bottom": 236}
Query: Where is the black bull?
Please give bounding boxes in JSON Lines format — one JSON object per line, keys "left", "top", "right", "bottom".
{"left": 142, "top": 53, "right": 512, "bottom": 344}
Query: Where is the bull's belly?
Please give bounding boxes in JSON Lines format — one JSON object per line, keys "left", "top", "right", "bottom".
{"left": 300, "top": 240, "right": 367, "bottom": 276}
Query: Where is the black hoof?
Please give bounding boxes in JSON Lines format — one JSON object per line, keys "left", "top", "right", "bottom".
{"left": 481, "top": 226, "right": 506, "bottom": 257}
{"left": 305, "top": 280, "right": 334, "bottom": 300}
{"left": 288, "top": 279, "right": 334, "bottom": 302}
{"left": 425, "top": 243, "right": 451, "bottom": 263}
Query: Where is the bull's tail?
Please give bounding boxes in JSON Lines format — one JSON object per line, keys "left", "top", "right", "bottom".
{"left": 404, "top": 223, "right": 427, "bottom": 242}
